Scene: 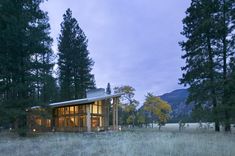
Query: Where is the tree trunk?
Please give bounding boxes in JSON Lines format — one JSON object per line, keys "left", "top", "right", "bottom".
{"left": 207, "top": 37, "right": 220, "bottom": 132}
{"left": 222, "top": 2, "right": 231, "bottom": 132}
{"left": 224, "top": 111, "right": 231, "bottom": 132}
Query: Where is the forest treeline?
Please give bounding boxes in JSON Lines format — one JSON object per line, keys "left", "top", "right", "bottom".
{"left": 0, "top": 1, "right": 95, "bottom": 134}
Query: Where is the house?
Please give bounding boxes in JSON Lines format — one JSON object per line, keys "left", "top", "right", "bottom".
{"left": 27, "top": 88, "right": 122, "bottom": 132}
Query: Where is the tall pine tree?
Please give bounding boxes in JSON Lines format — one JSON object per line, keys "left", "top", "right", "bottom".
{"left": 180, "top": 0, "right": 221, "bottom": 131}
{"left": 180, "top": 0, "right": 235, "bottom": 132}
{"left": 216, "top": 0, "right": 235, "bottom": 131}
{"left": 58, "top": 9, "right": 95, "bottom": 100}
{"left": 0, "top": 0, "right": 55, "bottom": 135}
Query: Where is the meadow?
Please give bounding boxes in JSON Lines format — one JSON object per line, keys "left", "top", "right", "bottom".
{"left": 0, "top": 124, "right": 234, "bottom": 156}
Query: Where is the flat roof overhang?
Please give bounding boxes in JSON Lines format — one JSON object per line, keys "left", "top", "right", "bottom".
{"left": 49, "top": 93, "right": 123, "bottom": 108}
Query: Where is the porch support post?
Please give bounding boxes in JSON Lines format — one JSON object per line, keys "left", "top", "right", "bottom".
{"left": 113, "top": 97, "right": 116, "bottom": 130}
{"left": 115, "top": 97, "right": 119, "bottom": 130}
{"left": 112, "top": 97, "right": 119, "bottom": 131}
{"left": 104, "top": 100, "right": 109, "bottom": 130}
{"left": 86, "top": 105, "right": 91, "bottom": 132}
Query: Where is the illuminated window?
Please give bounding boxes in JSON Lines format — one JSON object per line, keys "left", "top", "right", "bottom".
{"left": 93, "top": 104, "right": 98, "bottom": 114}
{"left": 58, "top": 107, "right": 64, "bottom": 115}
{"left": 75, "top": 106, "right": 78, "bottom": 114}
{"left": 65, "top": 107, "right": 69, "bottom": 115}
{"left": 46, "top": 119, "right": 51, "bottom": 128}
{"left": 98, "top": 101, "right": 102, "bottom": 114}
{"left": 92, "top": 101, "right": 102, "bottom": 114}
{"left": 75, "top": 116, "right": 79, "bottom": 127}
{"left": 35, "top": 118, "right": 42, "bottom": 126}
{"left": 80, "top": 115, "right": 86, "bottom": 127}
{"left": 78, "top": 105, "right": 85, "bottom": 113}
{"left": 70, "top": 106, "right": 74, "bottom": 115}
{"left": 58, "top": 117, "right": 64, "bottom": 128}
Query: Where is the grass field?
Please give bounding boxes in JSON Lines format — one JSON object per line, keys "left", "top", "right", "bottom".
{"left": 0, "top": 124, "right": 235, "bottom": 156}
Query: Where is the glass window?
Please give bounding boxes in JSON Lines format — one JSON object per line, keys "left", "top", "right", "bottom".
{"left": 65, "top": 107, "right": 69, "bottom": 115}
{"left": 35, "top": 117, "right": 42, "bottom": 126}
{"left": 46, "top": 119, "right": 51, "bottom": 128}
{"left": 78, "top": 105, "right": 85, "bottom": 113}
{"left": 59, "top": 107, "right": 64, "bottom": 115}
{"left": 70, "top": 116, "right": 75, "bottom": 127}
{"left": 92, "top": 104, "right": 98, "bottom": 114}
{"left": 80, "top": 115, "right": 86, "bottom": 127}
{"left": 98, "top": 101, "right": 102, "bottom": 114}
{"left": 75, "top": 106, "right": 78, "bottom": 114}
{"left": 58, "top": 117, "right": 64, "bottom": 128}
{"left": 92, "top": 116, "right": 99, "bottom": 128}
{"left": 70, "top": 106, "right": 74, "bottom": 115}
{"left": 75, "top": 116, "right": 79, "bottom": 127}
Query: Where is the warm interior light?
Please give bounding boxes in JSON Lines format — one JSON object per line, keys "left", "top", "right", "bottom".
{"left": 33, "top": 129, "right": 36, "bottom": 132}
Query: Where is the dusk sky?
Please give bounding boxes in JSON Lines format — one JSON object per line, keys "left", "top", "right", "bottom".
{"left": 41, "top": 0, "right": 191, "bottom": 104}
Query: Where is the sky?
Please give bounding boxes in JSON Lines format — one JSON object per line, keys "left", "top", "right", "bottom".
{"left": 41, "top": 0, "right": 191, "bottom": 104}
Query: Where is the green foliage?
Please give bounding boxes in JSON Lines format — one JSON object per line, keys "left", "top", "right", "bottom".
{"left": 106, "top": 83, "right": 111, "bottom": 95}
{"left": 180, "top": 0, "right": 235, "bottom": 131}
{"left": 136, "top": 112, "right": 146, "bottom": 126}
{"left": 114, "top": 85, "right": 139, "bottom": 126}
{"left": 58, "top": 9, "right": 95, "bottom": 100}
{"left": 0, "top": 0, "right": 55, "bottom": 135}
{"left": 144, "top": 93, "right": 172, "bottom": 128}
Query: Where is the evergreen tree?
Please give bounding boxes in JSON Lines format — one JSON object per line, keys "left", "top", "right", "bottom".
{"left": 106, "top": 83, "right": 111, "bottom": 94}
{"left": 216, "top": 0, "right": 235, "bottom": 131}
{"left": 180, "top": 0, "right": 221, "bottom": 131}
{"left": 0, "top": 0, "right": 54, "bottom": 135}
{"left": 58, "top": 9, "right": 95, "bottom": 100}
{"left": 180, "top": 0, "right": 235, "bottom": 132}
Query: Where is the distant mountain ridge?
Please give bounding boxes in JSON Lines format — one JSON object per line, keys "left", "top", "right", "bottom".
{"left": 138, "top": 88, "right": 193, "bottom": 122}
{"left": 159, "top": 89, "right": 193, "bottom": 122}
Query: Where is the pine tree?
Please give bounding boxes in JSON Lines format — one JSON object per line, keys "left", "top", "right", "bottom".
{"left": 58, "top": 9, "right": 95, "bottom": 100}
{"left": 180, "top": 0, "right": 221, "bottom": 131}
{"left": 106, "top": 83, "right": 111, "bottom": 94}
{"left": 0, "top": 0, "right": 54, "bottom": 135}
{"left": 216, "top": 0, "right": 235, "bottom": 132}
{"left": 227, "top": 58, "right": 235, "bottom": 123}
{"left": 180, "top": 0, "right": 235, "bottom": 132}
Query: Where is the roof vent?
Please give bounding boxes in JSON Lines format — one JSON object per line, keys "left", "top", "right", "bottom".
{"left": 86, "top": 88, "right": 106, "bottom": 98}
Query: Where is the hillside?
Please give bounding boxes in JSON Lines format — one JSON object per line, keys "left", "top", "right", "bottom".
{"left": 159, "top": 89, "right": 193, "bottom": 122}
{"left": 139, "top": 89, "right": 193, "bottom": 122}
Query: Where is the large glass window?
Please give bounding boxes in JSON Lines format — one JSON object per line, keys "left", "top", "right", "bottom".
{"left": 65, "top": 107, "right": 69, "bottom": 115}
{"left": 54, "top": 105, "right": 87, "bottom": 129}
{"left": 92, "top": 101, "right": 102, "bottom": 115}
{"left": 54, "top": 102, "right": 104, "bottom": 130}
{"left": 70, "top": 106, "right": 74, "bottom": 115}
{"left": 91, "top": 116, "right": 104, "bottom": 128}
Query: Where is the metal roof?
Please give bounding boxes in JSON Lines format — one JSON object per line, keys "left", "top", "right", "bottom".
{"left": 49, "top": 93, "right": 123, "bottom": 108}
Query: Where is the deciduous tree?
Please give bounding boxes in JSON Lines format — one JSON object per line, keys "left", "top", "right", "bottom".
{"left": 144, "top": 93, "right": 172, "bottom": 130}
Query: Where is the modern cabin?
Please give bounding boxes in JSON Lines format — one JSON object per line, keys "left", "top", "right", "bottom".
{"left": 27, "top": 89, "right": 122, "bottom": 132}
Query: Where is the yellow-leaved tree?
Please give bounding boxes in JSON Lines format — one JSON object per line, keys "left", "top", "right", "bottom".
{"left": 144, "top": 93, "right": 172, "bottom": 130}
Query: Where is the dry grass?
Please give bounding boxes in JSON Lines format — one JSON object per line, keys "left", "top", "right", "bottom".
{"left": 0, "top": 126, "right": 235, "bottom": 156}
